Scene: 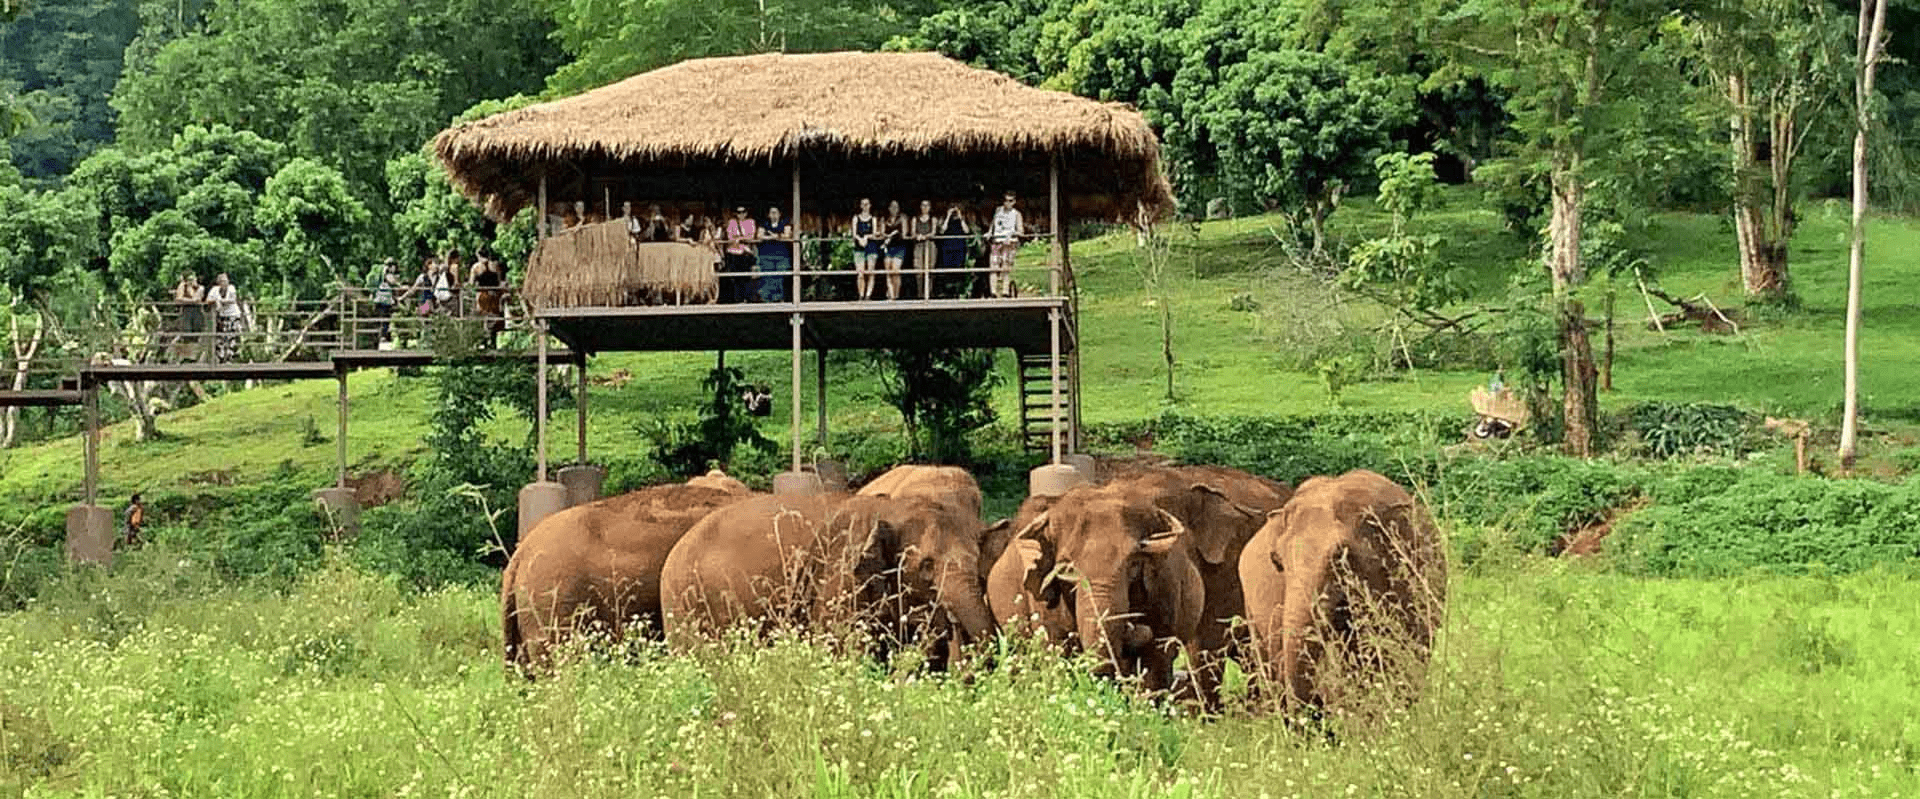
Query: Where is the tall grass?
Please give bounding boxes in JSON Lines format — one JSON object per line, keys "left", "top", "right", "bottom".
{"left": 2, "top": 546, "right": 1913, "bottom": 797}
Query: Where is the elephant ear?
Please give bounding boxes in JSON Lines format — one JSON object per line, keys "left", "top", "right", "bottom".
{"left": 1014, "top": 535, "right": 1071, "bottom": 607}
{"left": 980, "top": 518, "right": 1015, "bottom": 572}
{"left": 1186, "top": 483, "right": 1266, "bottom": 565}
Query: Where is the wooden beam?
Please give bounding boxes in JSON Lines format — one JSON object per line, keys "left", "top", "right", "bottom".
{"left": 790, "top": 314, "right": 804, "bottom": 473}
{"left": 1049, "top": 156, "right": 1062, "bottom": 297}
{"left": 536, "top": 323, "right": 549, "bottom": 482}
{"left": 792, "top": 160, "right": 804, "bottom": 304}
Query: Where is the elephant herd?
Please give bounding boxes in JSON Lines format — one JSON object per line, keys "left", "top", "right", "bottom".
{"left": 501, "top": 463, "right": 1446, "bottom": 713}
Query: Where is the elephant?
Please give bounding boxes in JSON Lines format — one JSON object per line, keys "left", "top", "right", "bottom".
{"left": 986, "top": 465, "right": 1286, "bottom": 704}
{"left": 1238, "top": 469, "right": 1447, "bottom": 712}
{"left": 985, "top": 493, "right": 1079, "bottom": 646}
{"left": 856, "top": 464, "right": 983, "bottom": 521}
{"left": 500, "top": 471, "right": 756, "bottom": 672}
{"left": 659, "top": 491, "right": 996, "bottom": 657}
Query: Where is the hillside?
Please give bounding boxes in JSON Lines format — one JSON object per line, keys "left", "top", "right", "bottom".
{"left": 3, "top": 190, "right": 1918, "bottom": 505}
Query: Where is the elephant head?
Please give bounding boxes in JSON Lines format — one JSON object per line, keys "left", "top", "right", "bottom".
{"left": 1260, "top": 472, "right": 1444, "bottom": 708}
{"left": 1005, "top": 488, "right": 1199, "bottom": 678}
{"left": 831, "top": 494, "right": 997, "bottom": 648}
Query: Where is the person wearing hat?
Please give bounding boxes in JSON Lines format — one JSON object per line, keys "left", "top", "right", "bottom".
{"left": 722, "top": 204, "right": 758, "bottom": 303}
{"left": 369, "top": 257, "right": 402, "bottom": 343}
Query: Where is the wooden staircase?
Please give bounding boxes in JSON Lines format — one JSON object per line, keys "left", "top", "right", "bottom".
{"left": 1018, "top": 351, "right": 1075, "bottom": 455}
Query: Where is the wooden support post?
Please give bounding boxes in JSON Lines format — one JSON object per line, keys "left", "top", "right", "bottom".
{"left": 1048, "top": 307, "right": 1063, "bottom": 465}
{"left": 791, "top": 314, "right": 804, "bottom": 473}
{"left": 336, "top": 370, "right": 348, "bottom": 488}
{"left": 1049, "top": 156, "right": 1063, "bottom": 297}
{"left": 83, "top": 385, "right": 98, "bottom": 507}
{"left": 575, "top": 352, "right": 588, "bottom": 465}
{"left": 536, "top": 322, "right": 549, "bottom": 482}
{"left": 792, "top": 160, "right": 804, "bottom": 305}
{"left": 816, "top": 347, "right": 828, "bottom": 447}
{"left": 537, "top": 174, "right": 549, "bottom": 239}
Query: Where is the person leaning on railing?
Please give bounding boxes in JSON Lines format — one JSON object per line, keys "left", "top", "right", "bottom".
{"left": 723, "top": 205, "right": 758, "bottom": 304}
{"left": 911, "top": 200, "right": 939, "bottom": 300}
{"left": 988, "top": 190, "right": 1025, "bottom": 298}
{"left": 207, "top": 273, "right": 244, "bottom": 363}
{"left": 938, "top": 204, "right": 973, "bottom": 299}
{"left": 471, "top": 250, "right": 506, "bottom": 344}
{"left": 755, "top": 206, "right": 794, "bottom": 303}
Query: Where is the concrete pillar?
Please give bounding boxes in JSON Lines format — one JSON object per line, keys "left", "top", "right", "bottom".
{"left": 65, "top": 505, "right": 114, "bottom": 565}
{"left": 1062, "top": 453, "right": 1098, "bottom": 484}
{"left": 773, "top": 471, "right": 825, "bottom": 496}
{"left": 311, "top": 487, "right": 361, "bottom": 536}
{"left": 1028, "top": 463, "right": 1087, "bottom": 498}
{"left": 813, "top": 460, "right": 849, "bottom": 493}
{"left": 557, "top": 463, "right": 606, "bottom": 507}
{"left": 517, "top": 481, "right": 568, "bottom": 540}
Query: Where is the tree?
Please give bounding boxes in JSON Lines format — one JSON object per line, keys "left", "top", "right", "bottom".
{"left": 1176, "top": 48, "right": 1407, "bottom": 251}
{"left": 1839, "top": 0, "right": 1894, "bottom": 470}
{"left": 1443, "top": 0, "right": 1679, "bottom": 457}
{"left": 872, "top": 348, "right": 1001, "bottom": 464}
{"left": 110, "top": 0, "right": 561, "bottom": 212}
{"left": 542, "top": 0, "right": 937, "bottom": 95}
{"left": 0, "top": 0, "right": 140, "bottom": 181}
{"left": 1684, "top": 0, "right": 1842, "bottom": 305}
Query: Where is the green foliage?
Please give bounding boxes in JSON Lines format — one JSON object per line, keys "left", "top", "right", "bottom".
{"left": 1175, "top": 47, "right": 1407, "bottom": 233}
{"left": 0, "top": 0, "right": 138, "bottom": 181}
{"left": 109, "top": 0, "right": 562, "bottom": 208}
{"left": 542, "top": 0, "right": 930, "bottom": 95}
{"left": 872, "top": 348, "right": 1002, "bottom": 464}
{"left": 1085, "top": 409, "right": 1464, "bottom": 486}
{"left": 1342, "top": 152, "right": 1465, "bottom": 313}
{"left": 1626, "top": 401, "right": 1756, "bottom": 459}
{"left": 0, "top": 182, "right": 95, "bottom": 295}
{"left": 1611, "top": 474, "right": 1920, "bottom": 577}
{"left": 646, "top": 365, "right": 775, "bottom": 478}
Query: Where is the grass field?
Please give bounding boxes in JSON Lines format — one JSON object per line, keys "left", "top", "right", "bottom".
{"left": 5, "top": 190, "right": 1918, "bottom": 503}
{"left": 2, "top": 549, "right": 1914, "bottom": 797}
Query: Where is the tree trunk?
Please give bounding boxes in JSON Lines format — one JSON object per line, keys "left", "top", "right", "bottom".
{"left": 1602, "top": 288, "right": 1615, "bottom": 392}
{"left": 1840, "top": 0, "right": 1891, "bottom": 470}
{"left": 1548, "top": 161, "right": 1597, "bottom": 456}
{"left": 3, "top": 309, "right": 45, "bottom": 448}
{"left": 1728, "top": 73, "right": 1795, "bottom": 304}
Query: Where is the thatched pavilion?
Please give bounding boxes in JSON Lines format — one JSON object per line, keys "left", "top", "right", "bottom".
{"left": 432, "top": 51, "right": 1170, "bottom": 513}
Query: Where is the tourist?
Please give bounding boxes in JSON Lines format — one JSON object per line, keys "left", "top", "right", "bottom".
{"left": 849, "top": 198, "right": 879, "bottom": 300}
{"left": 172, "top": 273, "right": 206, "bottom": 354}
{"left": 404, "top": 257, "right": 438, "bottom": 317}
{"left": 471, "top": 251, "right": 506, "bottom": 345}
{"left": 757, "top": 206, "right": 795, "bottom": 303}
{"left": 910, "top": 200, "right": 939, "bottom": 299}
{"left": 881, "top": 200, "right": 909, "bottom": 300}
{"left": 630, "top": 203, "right": 672, "bottom": 243}
{"left": 988, "top": 191, "right": 1025, "bottom": 297}
{"left": 937, "top": 204, "right": 972, "bottom": 298}
{"left": 370, "top": 258, "right": 402, "bottom": 343}
{"left": 207, "top": 273, "right": 244, "bottom": 362}
{"left": 723, "top": 205, "right": 758, "bottom": 303}
{"left": 441, "top": 248, "right": 465, "bottom": 315}
{"left": 122, "top": 492, "right": 145, "bottom": 548}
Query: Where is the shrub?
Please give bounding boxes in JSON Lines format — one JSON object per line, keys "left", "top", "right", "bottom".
{"left": 1609, "top": 474, "right": 1920, "bottom": 577}
{"left": 1624, "top": 401, "right": 1757, "bottom": 459}
{"left": 646, "top": 365, "right": 776, "bottom": 478}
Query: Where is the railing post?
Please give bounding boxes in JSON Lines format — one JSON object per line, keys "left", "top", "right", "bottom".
{"left": 792, "top": 159, "right": 804, "bottom": 305}
{"left": 1049, "top": 154, "right": 1063, "bottom": 297}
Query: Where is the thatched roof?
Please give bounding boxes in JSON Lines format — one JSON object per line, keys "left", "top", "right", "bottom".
{"left": 433, "top": 51, "right": 1173, "bottom": 225}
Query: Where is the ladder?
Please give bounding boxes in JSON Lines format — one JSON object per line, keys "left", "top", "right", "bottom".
{"left": 1017, "top": 350, "right": 1075, "bottom": 455}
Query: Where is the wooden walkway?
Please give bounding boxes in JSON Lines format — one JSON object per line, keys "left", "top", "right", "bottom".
{"left": 0, "top": 349, "right": 574, "bottom": 407}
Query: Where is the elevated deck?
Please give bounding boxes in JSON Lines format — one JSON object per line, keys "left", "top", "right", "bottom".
{"left": 537, "top": 297, "right": 1073, "bottom": 354}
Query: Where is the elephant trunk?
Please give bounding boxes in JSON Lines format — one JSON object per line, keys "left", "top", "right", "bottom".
{"left": 1278, "top": 562, "right": 1328, "bottom": 708}
{"left": 937, "top": 557, "right": 996, "bottom": 646}
{"left": 1076, "top": 581, "right": 1134, "bottom": 674}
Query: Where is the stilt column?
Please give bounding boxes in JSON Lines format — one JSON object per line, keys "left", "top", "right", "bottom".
{"left": 519, "top": 322, "right": 566, "bottom": 538}
{"left": 312, "top": 369, "right": 361, "bottom": 535}
{"left": 775, "top": 313, "right": 823, "bottom": 496}
{"left": 556, "top": 352, "right": 604, "bottom": 506}
{"left": 67, "top": 386, "right": 113, "bottom": 564}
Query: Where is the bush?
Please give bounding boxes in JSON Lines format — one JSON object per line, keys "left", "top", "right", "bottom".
{"left": 1610, "top": 474, "right": 1920, "bottom": 577}
{"left": 1084, "top": 410, "right": 1468, "bottom": 486}
{"left": 1624, "top": 401, "right": 1757, "bottom": 459}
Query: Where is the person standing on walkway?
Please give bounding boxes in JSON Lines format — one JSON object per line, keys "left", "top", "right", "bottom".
{"left": 723, "top": 206, "right": 758, "bottom": 304}
{"left": 988, "top": 191, "right": 1025, "bottom": 298}
{"left": 207, "top": 273, "right": 244, "bottom": 362}
{"left": 937, "top": 204, "right": 972, "bottom": 299}
{"left": 369, "top": 258, "right": 401, "bottom": 344}
{"left": 910, "top": 200, "right": 939, "bottom": 299}
{"left": 756, "top": 206, "right": 794, "bottom": 303}
{"left": 850, "top": 198, "right": 879, "bottom": 300}
{"left": 471, "top": 250, "right": 506, "bottom": 344}
{"left": 172, "top": 273, "right": 206, "bottom": 356}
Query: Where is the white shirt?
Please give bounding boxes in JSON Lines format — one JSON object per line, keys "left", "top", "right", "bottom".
{"left": 209, "top": 285, "right": 242, "bottom": 318}
{"left": 990, "top": 206, "right": 1023, "bottom": 242}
